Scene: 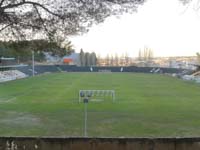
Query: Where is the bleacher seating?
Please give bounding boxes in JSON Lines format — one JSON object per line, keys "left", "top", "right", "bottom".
{"left": 0, "top": 70, "right": 27, "bottom": 82}
{"left": 17, "top": 66, "right": 33, "bottom": 76}
{"left": 0, "top": 65, "right": 189, "bottom": 83}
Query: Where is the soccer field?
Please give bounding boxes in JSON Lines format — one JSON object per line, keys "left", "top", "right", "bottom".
{"left": 0, "top": 72, "right": 200, "bottom": 137}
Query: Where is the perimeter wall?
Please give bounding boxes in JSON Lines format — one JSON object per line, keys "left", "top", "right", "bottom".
{"left": 1, "top": 137, "right": 200, "bottom": 150}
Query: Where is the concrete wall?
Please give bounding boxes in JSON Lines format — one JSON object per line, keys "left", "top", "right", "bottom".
{"left": 0, "top": 137, "right": 200, "bottom": 150}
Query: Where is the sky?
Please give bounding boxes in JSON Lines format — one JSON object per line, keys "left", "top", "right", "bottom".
{"left": 69, "top": 0, "right": 200, "bottom": 57}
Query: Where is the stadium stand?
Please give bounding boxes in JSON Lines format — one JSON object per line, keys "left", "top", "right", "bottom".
{"left": 192, "top": 71, "right": 200, "bottom": 76}
{"left": 16, "top": 66, "right": 33, "bottom": 76}
{"left": 181, "top": 66, "right": 200, "bottom": 83}
{"left": 0, "top": 64, "right": 191, "bottom": 83}
{"left": 0, "top": 70, "right": 27, "bottom": 82}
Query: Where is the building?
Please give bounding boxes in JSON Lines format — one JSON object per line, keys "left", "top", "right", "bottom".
{"left": 63, "top": 53, "right": 80, "bottom": 66}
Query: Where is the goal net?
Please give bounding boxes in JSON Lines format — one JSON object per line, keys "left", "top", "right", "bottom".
{"left": 79, "top": 90, "right": 115, "bottom": 102}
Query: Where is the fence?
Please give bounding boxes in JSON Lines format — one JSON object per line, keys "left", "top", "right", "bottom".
{"left": 1, "top": 137, "right": 200, "bottom": 150}
{"left": 16, "top": 65, "right": 185, "bottom": 76}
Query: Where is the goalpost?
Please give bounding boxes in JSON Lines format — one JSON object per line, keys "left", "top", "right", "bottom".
{"left": 79, "top": 90, "right": 115, "bottom": 137}
{"left": 79, "top": 90, "right": 115, "bottom": 102}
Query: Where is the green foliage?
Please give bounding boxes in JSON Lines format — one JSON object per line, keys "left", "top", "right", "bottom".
{"left": 79, "top": 49, "right": 97, "bottom": 66}
{"left": 85, "top": 52, "right": 90, "bottom": 66}
{"left": 0, "top": 73, "right": 200, "bottom": 137}
{"left": 63, "top": 41, "right": 74, "bottom": 55}
{"left": 0, "top": 0, "right": 145, "bottom": 40}
{"left": 0, "top": 39, "right": 73, "bottom": 62}
{"left": 80, "top": 49, "right": 85, "bottom": 66}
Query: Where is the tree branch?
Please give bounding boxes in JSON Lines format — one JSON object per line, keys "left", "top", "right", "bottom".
{"left": 33, "top": 5, "right": 49, "bottom": 33}
{"left": 0, "top": 0, "right": 5, "bottom": 7}
{"left": 2, "top": 1, "right": 62, "bottom": 18}
{"left": 0, "top": 0, "right": 146, "bottom": 40}
{"left": 0, "top": 23, "right": 12, "bottom": 32}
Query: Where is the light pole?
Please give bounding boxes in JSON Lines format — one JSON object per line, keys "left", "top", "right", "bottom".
{"left": 83, "top": 97, "right": 89, "bottom": 137}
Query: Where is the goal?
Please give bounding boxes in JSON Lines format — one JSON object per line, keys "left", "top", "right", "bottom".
{"left": 79, "top": 90, "right": 115, "bottom": 102}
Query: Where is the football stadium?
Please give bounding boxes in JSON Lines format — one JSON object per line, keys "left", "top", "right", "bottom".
{"left": 1, "top": 0, "right": 200, "bottom": 149}
{"left": 0, "top": 65, "right": 200, "bottom": 138}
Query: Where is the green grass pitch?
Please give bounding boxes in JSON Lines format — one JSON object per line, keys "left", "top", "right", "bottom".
{"left": 0, "top": 72, "right": 200, "bottom": 137}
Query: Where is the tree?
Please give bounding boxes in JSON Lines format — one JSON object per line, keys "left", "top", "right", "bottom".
{"left": 110, "top": 54, "right": 114, "bottom": 66}
{"left": 138, "top": 47, "right": 153, "bottom": 61}
{"left": 197, "top": 52, "right": 200, "bottom": 64}
{"left": 50, "top": 32, "right": 74, "bottom": 55}
{"left": 138, "top": 49, "right": 142, "bottom": 61}
{"left": 63, "top": 40, "right": 74, "bottom": 55}
{"left": 114, "top": 53, "right": 119, "bottom": 66}
{"left": 106, "top": 54, "right": 110, "bottom": 66}
{"left": 96, "top": 54, "right": 101, "bottom": 66}
{"left": 9, "top": 39, "right": 65, "bottom": 56}
{"left": 85, "top": 52, "right": 91, "bottom": 66}
{"left": 90, "top": 52, "right": 97, "bottom": 66}
{"left": 79, "top": 49, "right": 85, "bottom": 66}
{"left": 0, "top": 39, "right": 67, "bottom": 63}
{"left": 79, "top": 49, "right": 97, "bottom": 66}
{"left": 0, "top": 0, "right": 145, "bottom": 41}
{"left": 119, "top": 53, "right": 125, "bottom": 66}
{"left": 125, "top": 52, "right": 129, "bottom": 66}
